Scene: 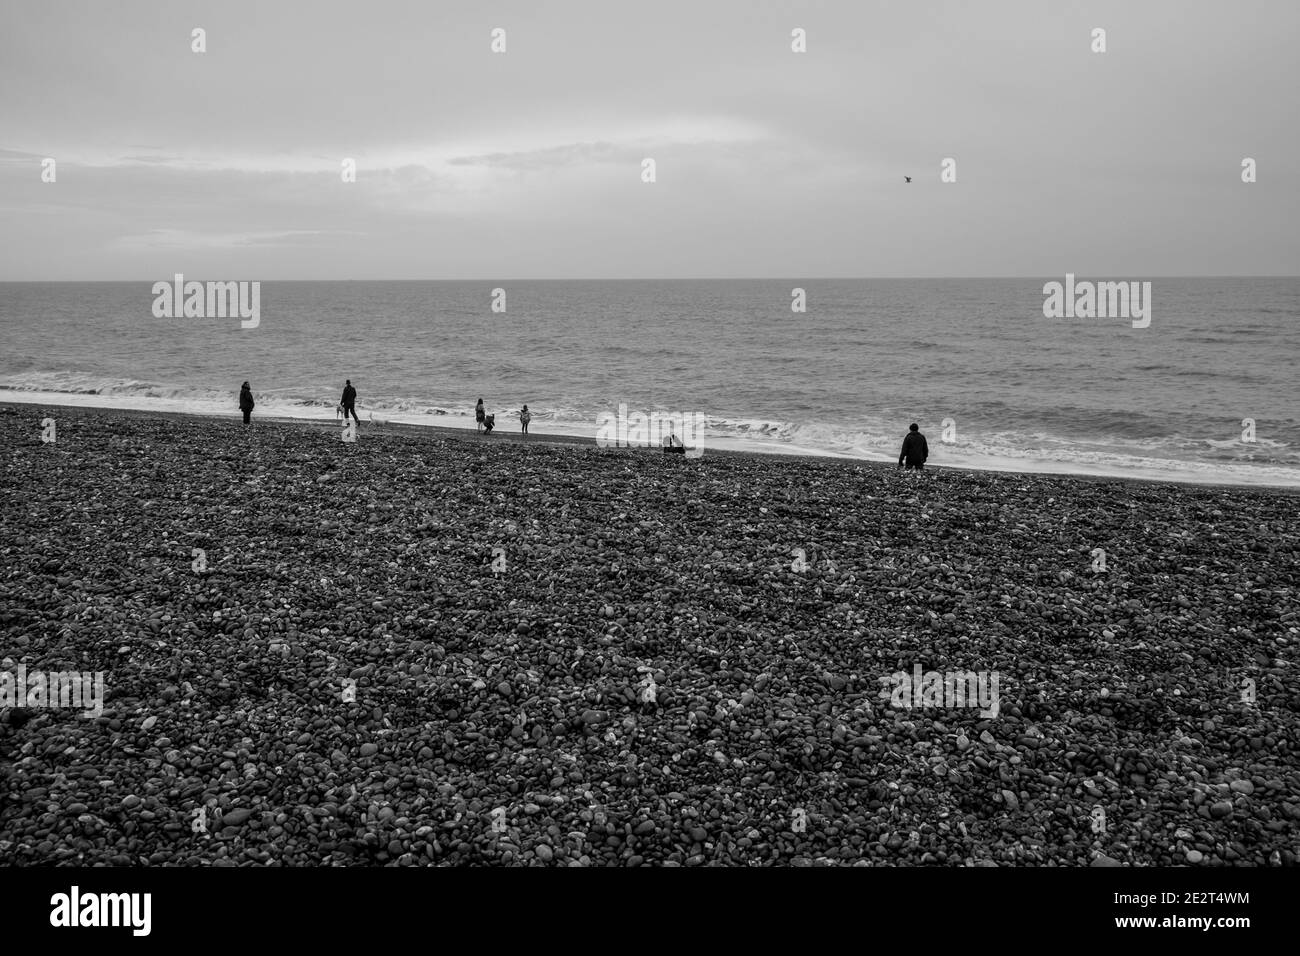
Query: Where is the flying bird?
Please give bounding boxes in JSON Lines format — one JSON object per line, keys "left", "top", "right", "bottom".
{"left": 904, "top": 176, "right": 912, "bottom": 183}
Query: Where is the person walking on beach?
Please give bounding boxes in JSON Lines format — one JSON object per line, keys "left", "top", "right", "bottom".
{"left": 898, "top": 423, "right": 929, "bottom": 470}
{"left": 476, "top": 398, "right": 486, "bottom": 433}
{"left": 340, "top": 379, "right": 360, "bottom": 425}
{"left": 519, "top": 404, "right": 531, "bottom": 437}
{"left": 239, "top": 381, "right": 255, "bottom": 424}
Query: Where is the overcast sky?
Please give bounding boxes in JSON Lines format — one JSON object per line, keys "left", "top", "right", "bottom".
{"left": 1, "top": 0, "right": 1296, "bottom": 279}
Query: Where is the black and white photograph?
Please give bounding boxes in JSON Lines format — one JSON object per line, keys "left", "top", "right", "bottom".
{"left": 0, "top": 0, "right": 1295, "bottom": 937}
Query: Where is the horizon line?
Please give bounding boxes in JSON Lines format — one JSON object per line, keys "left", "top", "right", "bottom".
{"left": 2, "top": 274, "right": 1298, "bottom": 283}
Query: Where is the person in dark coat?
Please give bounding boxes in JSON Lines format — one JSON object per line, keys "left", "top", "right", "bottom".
{"left": 239, "top": 381, "right": 255, "bottom": 424}
{"left": 340, "top": 379, "right": 360, "bottom": 424}
{"left": 898, "top": 422, "right": 928, "bottom": 470}
{"left": 475, "top": 398, "right": 486, "bottom": 433}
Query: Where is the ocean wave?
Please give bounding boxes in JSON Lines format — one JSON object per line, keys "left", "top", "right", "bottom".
{"left": 0, "top": 372, "right": 234, "bottom": 403}
{"left": 2, "top": 372, "right": 1298, "bottom": 487}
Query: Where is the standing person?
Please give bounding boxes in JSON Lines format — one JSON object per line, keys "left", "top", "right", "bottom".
{"left": 519, "top": 404, "right": 531, "bottom": 437}
{"left": 475, "top": 398, "right": 486, "bottom": 433}
{"left": 239, "top": 381, "right": 255, "bottom": 424}
{"left": 898, "top": 422, "right": 929, "bottom": 471}
{"left": 340, "top": 379, "right": 360, "bottom": 425}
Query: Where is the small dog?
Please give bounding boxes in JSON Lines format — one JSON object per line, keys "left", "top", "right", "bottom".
{"left": 483, "top": 413, "right": 496, "bottom": 434}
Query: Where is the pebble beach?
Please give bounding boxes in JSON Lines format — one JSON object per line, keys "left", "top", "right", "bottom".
{"left": 1, "top": 404, "right": 1297, "bottom": 867}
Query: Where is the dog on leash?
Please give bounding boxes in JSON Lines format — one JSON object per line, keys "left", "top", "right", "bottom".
{"left": 482, "top": 413, "right": 496, "bottom": 434}
{"left": 335, "top": 403, "right": 386, "bottom": 427}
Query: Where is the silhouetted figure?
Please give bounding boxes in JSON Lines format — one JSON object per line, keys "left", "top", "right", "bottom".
{"left": 904, "top": 176, "right": 912, "bottom": 183}
{"left": 483, "top": 413, "right": 496, "bottom": 434}
{"left": 519, "top": 404, "right": 531, "bottom": 437}
{"left": 475, "top": 398, "right": 485, "bottom": 433}
{"left": 662, "top": 426, "right": 684, "bottom": 455}
{"left": 340, "top": 379, "right": 359, "bottom": 424}
{"left": 899, "top": 423, "right": 928, "bottom": 470}
{"left": 239, "top": 381, "right": 254, "bottom": 424}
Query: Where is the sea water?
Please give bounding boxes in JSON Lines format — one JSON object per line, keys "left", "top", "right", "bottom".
{"left": 1, "top": 277, "right": 1296, "bottom": 486}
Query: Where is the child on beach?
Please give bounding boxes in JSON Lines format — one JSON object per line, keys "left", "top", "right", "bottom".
{"left": 519, "top": 404, "right": 531, "bottom": 437}
{"left": 476, "top": 398, "right": 486, "bottom": 433}
{"left": 898, "top": 423, "right": 929, "bottom": 470}
{"left": 239, "top": 382, "right": 254, "bottom": 424}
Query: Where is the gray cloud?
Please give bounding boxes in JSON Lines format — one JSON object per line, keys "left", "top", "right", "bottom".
{"left": 0, "top": 0, "right": 1296, "bottom": 279}
{"left": 448, "top": 141, "right": 626, "bottom": 171}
